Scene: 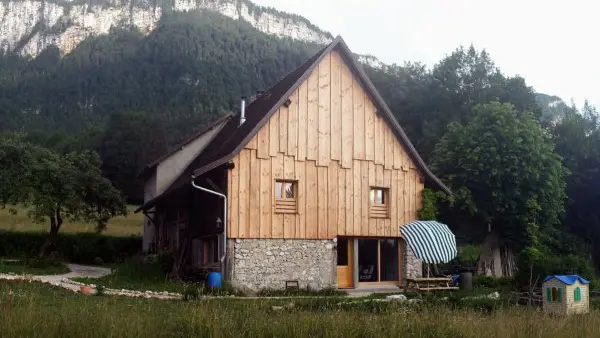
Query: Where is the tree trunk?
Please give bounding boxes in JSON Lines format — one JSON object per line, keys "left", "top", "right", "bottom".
{"left": 38, "top": 208, "right": 63, "bottom": 259}
{"left": 476, "top": 230, "right": 517, "bottom": 277}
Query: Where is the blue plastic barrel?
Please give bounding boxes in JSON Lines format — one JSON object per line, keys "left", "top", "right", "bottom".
{"left": 207, "top": 272, "right": 222, "bottom": 289}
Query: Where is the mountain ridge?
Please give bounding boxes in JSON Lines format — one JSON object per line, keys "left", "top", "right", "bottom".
{"left": 1, "top": 0, "right": 332, "bottom": 56}
{"left": 1, "top": 0, "right": 568, "bottom": 119}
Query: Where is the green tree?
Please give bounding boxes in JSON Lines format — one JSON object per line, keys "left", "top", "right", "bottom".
{"left": 98, "top": 112, "right": 168, "bottom": 204}
{"left": 366, "top": 46, "right": 539, "bottom": 162}
{"left": 431, "top": 102, "right": 568, "bottom": 252}
{"left": 551, "top": 101, "right": 600, "bottom": 262}
{"left": 0, "top": 136, "right": 127, "bottom": 257}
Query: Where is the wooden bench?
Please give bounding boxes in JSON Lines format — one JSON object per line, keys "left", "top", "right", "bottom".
{"left": 406, "top": 277, "right": 459, "bottom": 292}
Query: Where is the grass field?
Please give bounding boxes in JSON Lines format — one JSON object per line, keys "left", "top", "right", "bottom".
{"left": 1, "top": 280, "right": 600, "bottom": 338}
{"left": 72, "top": 258, "right": 186, "bottom": 293}
{"left": 0, "top": 205, "right": 143, "bottom": 236}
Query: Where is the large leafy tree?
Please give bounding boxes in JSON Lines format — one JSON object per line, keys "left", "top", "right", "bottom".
{"left": 366, "top": 45, "right": 539, "bottom": 162}
{"left": 431, "top": 102, "right": 568, "bottom": 252}
{"left": 0, "top": 135, "right": 127, "bottom": 257}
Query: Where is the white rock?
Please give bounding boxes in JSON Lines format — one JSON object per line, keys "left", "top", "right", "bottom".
{"left": 386, "top": 294, "right": 407, "bottom": 301}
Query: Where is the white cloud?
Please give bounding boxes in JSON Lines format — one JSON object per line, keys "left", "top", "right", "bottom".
{"left": 253, "top": 0, "right": 599, "bottom": 109}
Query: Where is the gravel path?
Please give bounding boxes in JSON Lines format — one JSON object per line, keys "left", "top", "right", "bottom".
{"left": 0, "top": 264, "right": 181, "bottom": 299}
{"left": 0, "top": 264, "right": 112, "bottom": 292}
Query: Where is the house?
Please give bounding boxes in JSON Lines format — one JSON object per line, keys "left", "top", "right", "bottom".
{"left": 543, "top": 275, "right": 590, "bottom": 315}
{"left": 136, "top": 36, "right": 451, "bottom": 291}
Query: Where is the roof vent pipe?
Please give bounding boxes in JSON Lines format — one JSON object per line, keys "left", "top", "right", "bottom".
{"left": 239, "top": 96, "right": 246, "bottom": 126}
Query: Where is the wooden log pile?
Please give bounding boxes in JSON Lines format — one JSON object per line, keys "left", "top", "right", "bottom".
{"left": 510, "top": 288, "right": 542, "bottom": 306}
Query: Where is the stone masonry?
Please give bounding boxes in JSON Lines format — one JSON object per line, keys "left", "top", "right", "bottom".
{"left": 403, "top": 243, "right": 422, "bottom": 283}
{"left": 232, "top": 239, "right": 336, "bottom": 291}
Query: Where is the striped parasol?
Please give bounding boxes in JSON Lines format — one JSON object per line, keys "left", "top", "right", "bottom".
{"left": 399, "top": 220, "right": 457, "bottom": 264}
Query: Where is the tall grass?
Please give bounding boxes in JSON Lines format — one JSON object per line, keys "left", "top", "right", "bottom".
{"left": 1, "top": 280, "right": 600, "bottom": 337}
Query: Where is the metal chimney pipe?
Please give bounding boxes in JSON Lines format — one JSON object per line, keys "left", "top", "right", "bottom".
{"left": 240, "top": 97, "right": 246, "bottom": 126}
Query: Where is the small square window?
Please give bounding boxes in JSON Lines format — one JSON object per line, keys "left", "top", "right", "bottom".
{"left": 275, "top": 180, "right": 297, "bottom": 214}
{"left": 370, "top": 188, "right": 386, "bottom": 205}
{"left": 369, "top": 187, "right": 389, "bottom": 218}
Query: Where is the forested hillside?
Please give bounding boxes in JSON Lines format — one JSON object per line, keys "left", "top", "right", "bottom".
{"left": 1, "top": 9, "right": 599, "bottom": 272}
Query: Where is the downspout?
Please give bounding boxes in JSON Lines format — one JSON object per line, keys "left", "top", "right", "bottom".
{"left": 191, "top": 179, "right": 227, "bottom": 264}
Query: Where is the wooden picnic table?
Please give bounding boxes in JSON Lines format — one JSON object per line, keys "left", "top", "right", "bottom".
{"left": 406, "top": 277, "right": 459, "bottom": 292}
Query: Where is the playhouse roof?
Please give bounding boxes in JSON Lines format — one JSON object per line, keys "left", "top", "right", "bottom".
{"left": 543, "top": 275, "right": 590, "bottom": 285}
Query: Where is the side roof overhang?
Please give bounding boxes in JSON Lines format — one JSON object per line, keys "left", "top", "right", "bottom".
{"left": 136, "top": 36, "right": 450, "bottom": 213}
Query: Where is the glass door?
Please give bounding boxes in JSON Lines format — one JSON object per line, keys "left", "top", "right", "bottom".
{"left": 358, "top": 238, "right": 400, "bottom": 284}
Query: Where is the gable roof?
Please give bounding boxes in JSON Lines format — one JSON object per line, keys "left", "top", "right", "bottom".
{"left": 543, "top": 275, "right": 590, "bottom": 285}
{"left": 136, "top": 36, "right": 450, "bottom": 213}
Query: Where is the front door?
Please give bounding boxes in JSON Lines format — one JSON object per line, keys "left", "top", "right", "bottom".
{"left": 336, "top": 239, "right": 353, "bottom": 288}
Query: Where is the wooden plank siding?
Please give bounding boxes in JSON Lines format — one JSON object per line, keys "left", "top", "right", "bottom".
{"left": 226, "top": 49, "right": 424, "bottom": 239}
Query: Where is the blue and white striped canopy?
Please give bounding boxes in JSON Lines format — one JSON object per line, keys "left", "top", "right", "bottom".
{"left": 399, "top": 221, "right": 457, "bottom": 264}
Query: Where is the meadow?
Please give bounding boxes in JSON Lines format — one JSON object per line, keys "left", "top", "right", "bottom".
{"left": 1, "top": 280, "right": 599, "bottom": 338}
{"left": 0, "top": 205, "right": 143, "bottom": 236}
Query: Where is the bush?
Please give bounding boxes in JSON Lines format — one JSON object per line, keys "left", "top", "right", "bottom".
{"left": 0, "top": 230, "right": 141, "bottom": 264}
{"left": 456, "top": 245, "right": 480, "bottom": 267}
{"left": 515, "top": 254, "right": 597, "bottom": 288}
{"left": 473, "top": 276, "right": 516, "bottom": 289}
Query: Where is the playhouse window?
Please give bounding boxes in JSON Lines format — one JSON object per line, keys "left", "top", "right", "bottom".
{"left": 575, "top": 287, "right": 581, "bottom": 302}
{"left": 548, "top": 287, "right": 562, "bottom": 302}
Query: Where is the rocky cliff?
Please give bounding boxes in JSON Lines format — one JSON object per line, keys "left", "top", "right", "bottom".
{"left": 0, "top": 0, "right": 333, "bottom": 56}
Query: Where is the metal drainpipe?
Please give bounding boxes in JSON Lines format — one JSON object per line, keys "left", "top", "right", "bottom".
{"left": 191, "top": 179, "right": 227, "bottom": 264}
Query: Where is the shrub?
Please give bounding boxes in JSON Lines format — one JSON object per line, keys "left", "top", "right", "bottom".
{"left": 473, "top": 276, "right": 516, "bottom": 289}
{"left": 515, "top": 254, "right": 597, "bottom": 288}
{"left": 456, "top": 245, "right": 480, "bottom": 267}
{"left": 0, "top": 230, "right": 141, "bottom": 264}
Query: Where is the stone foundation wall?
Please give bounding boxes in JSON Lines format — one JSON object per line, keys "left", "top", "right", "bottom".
{"left": 404, "top": 243, "right": 422, "bottom": 282}
{"left": 231, "top": 239, "right": 336, "bottom": 291}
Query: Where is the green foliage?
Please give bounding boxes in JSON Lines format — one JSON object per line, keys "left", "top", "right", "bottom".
{"left": 456, "top": 245, "right": 480, "bottom": 267}
{"left": 365, "top": 45, "right": 540, "bottom": 162}
{"left": 0, "top": 136, "right": 127, "bottom": 247}
{"left": 97, "top": 112, "right": 168, "bottom": 203}
{"left": 473, "top": 276, "right": 516, "bottom": 289}
{"left": 515, "top": 254, "right": 596, "bottom": 288}
{"left": 72, "top": 255, "right": 185, "bottom": 293}
{"left": 417, "top": 188, "right": 438, "bottom": 220}
{"left": 257, "top": 287, "right": 346, "bottom": 297}
{"left": 551, "top": 102, "right": 600, "bottom": 264}
{"left": 431, "top": 102, "right": 568, "bottom": 250}
{"left": 0, "top": 11, "right": 319, "bottom": 142}
{"left": 0, "top": 230, "right": 141, "bottom": 264}
{"left": 95, "top": 284, "right": 106, "bottom": 296}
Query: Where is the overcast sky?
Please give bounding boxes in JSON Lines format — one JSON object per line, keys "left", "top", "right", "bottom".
{"left": 253, "top": 0, "right": 599, "bottom": 109}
